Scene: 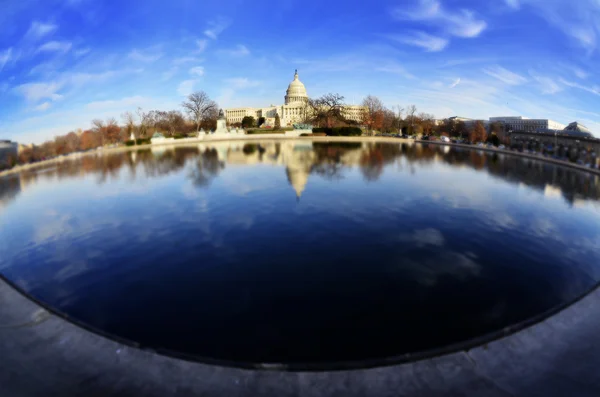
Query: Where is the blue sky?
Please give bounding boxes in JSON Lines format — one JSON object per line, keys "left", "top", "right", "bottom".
{"left": 1, "top": 0, "right": 599, "bottom": 144}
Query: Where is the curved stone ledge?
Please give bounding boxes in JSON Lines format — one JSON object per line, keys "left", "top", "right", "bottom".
{"left": 1, "top": 276, "right": 600, "bottom": 396}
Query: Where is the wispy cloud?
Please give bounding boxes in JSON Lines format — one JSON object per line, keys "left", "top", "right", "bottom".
{"left": 505, "top": 0, "right": 520, "bottom": 9}
{"left": 571, "top": 66, "right": 589, "bottom": 79}
{"left": 172, "top": 56, "right": 201, "bottom": 65}
{"left": 37, "top": 41, "right": 72, "bottom": 53}
{"left": 390, "top": 32, "right": 448, "bottom": 52}
{"left": 0, "top": 47, "right": 12, "bottom": 72}
{"left": 224, "top": 78, "right": 260, "bottom": 89}
{"left": 128, "top": 48, "right": 162, "bottom": 62}
{"left": 162, "top": 66, "right": 178, "bottom": 81}
{"left": 529, "top": 71, "right": 562, "bottom": 94}
{"left": 559, "top": 78, "right": 600, "bottom": 96}
{"left": 511, "top": 0, "right": 599, "bottom": 52}
{"left": 441, "top": 58, "right": 495, "bottom": 68}
{"left": 25, "top": 21, "right": 58, "bottom": 40}
{"left": 204, "top": 17, "right": 230, "bottom": 40}
{"left": 86, "top": 95, "right": 150, "bottom": 110}
{"left": 483, "top": 65, "right": 527, "bottom": 85}
{"left": 375, "top": 63, "right": 416, "bottom": 79}
{"left": 35, "top": 102, "right": 52, "bottom": 111}
{"left": 74, "top": 48, "right": 91, "bottom": 57}
{"left": 14, "top": 82, "right": 63, "bottom": 102}
{"left": 177, "top": 79, "right": 197, "bottom": 96}
{"left": 189, "top": 66, "right": 205, "bottom": 77}
{"left": 391, "top": 0, "right": 487, "bottom": 39}
{"left": 196, "top": 39, "right": 208, "bottom": 53}
{"left": 449, "top": 77, "right": 461, "bottom": 88}
{"left": 220, "top": 44, "right": 250, "bottom": 57}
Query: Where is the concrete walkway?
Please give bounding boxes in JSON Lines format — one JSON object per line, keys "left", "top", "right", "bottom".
{"left": 1, "top": 277, "right": 599, "bottom": 396}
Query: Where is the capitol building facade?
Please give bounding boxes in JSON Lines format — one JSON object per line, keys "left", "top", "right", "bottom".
{"left": 224, "top": 70, "right": 365, "bottom": 127}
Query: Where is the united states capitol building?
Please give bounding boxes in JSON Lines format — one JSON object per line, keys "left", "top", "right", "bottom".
{"left": 224, "top": 70, "right": 365, "bottom": 127}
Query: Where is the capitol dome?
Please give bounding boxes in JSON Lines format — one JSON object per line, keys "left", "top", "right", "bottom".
{"left": 285, "top": 70, "right": 308, "bottom": 105}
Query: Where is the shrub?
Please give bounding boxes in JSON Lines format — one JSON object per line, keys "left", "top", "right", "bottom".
{"left": 300, "top": 133, "right": 310, "bottom": 137}
{"left": 311, "top": 127, "right": 361, "bottom": 136}
{"left": 312, "top": 132, "right": 327, "bottom": 137}
{"left": 174, "top": 134, "right": 188, "bottom": 139}
{"left": 125, "top": 140, "right": 135, "bottom": 146}
{"left": 246, "top": 130, "right": 285, "bottom": 135}
{"left": 136, "top": 138, "right": 151, "bottom": 145}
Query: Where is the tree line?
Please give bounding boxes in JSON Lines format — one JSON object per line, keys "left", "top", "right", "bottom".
{"left": 16, "top": 91, "right": 221, "bottom": 165}
{"left": 10, "top": 91, "right": 503, "bottom": 169}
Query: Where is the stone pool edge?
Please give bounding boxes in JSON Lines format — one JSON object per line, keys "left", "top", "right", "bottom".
{"left": 1, "top": 276, "right": 600, "bottom": 396}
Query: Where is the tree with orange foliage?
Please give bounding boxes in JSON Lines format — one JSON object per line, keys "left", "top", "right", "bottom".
{"left": 469, "top": 121, "right": 488, "bottom": 143}
{"left": 104, "top": 118, "right": 122, "bottom": 144}
{"left": 360, "top": 95, "right": 384, "bottom": 135}
{"left": 80, "top": 130, "right": 101, "bottom": 151}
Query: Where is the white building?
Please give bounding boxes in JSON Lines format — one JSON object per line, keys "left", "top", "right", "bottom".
{"left": 225, "top": 70, "right": 365, "bottom": 127}
{"left": 489, "top": 116, "right": 565, "bottom": 133}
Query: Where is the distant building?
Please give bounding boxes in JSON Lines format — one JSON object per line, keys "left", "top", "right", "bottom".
{"left": 0, "top": 140, "right": 18, "bottom": 169}
{"left": 489, "top": 116, "right": 565, "bottom": 133}
{"left": 225, "top": 70, "right": 365, "bottom": 127}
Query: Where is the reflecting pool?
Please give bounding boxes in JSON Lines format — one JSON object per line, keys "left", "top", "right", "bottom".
{"left": 1, "top": 140, "right": 600, "bottom": 366}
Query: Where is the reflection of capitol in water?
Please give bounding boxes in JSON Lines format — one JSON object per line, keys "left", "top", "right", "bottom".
{"left": 192, "top": 141, "right": 367, "bottom": 198}
{"left": 3, "top": 141, "right": 600, "bottom": 208}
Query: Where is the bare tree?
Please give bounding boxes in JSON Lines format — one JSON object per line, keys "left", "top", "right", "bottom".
{"left": 406, "top": 105, "right": 417, "bottom": 135}
{"left": 308, "top": 93, "right": 346, "bottom": 128}
{"left": 394, "top": 105, "right": 404, "bottom": 133}
{"left": 181, "top": 91, "right": 218, "bottom": 134}
{"left": 136, "top": 107, "right": 153, "bottom": 138}
{"left": 121, "top": 111, "right": 136, "bottom": 140}
{"left": 418, "top": 113, "right": 436, "bottom": 135}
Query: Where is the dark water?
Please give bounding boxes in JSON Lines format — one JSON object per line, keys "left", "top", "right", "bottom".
{"left": 1, "top": 141, "right": 600, "bottom": 366}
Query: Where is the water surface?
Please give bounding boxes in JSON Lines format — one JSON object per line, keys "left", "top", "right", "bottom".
{"left": 1, "top": 140, "right": 600, "bottom": 365}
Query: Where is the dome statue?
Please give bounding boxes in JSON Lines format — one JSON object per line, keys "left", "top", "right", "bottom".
{"left": 285, "top": 69, "right": 308, "bottom": 105}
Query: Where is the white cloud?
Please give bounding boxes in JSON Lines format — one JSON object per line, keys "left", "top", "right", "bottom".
{"left": 391, "top": 32, "right": 448, "bottom": 52}
{"left": 177, "top": 79, "right": 198, "bottom": 96}
{"left": 128, "top": 48, "right": 162, "bottom": 62}
{"left": 189, "top": 66, "right": 205, "bottom": 77}
{"left": 14, "top": 82, "right": 63, "bottom": 102}
{"left": 37, "top": 41, "right": 72, "bottom": 53}
{"left": 224, "top": 77, "right": 260, "bottom": 89}
{"left": 505, "top": 0, "right": 520, "bottom": 9}
{"left": 449, "top": 77, "right": 461, "bottom": 88}
{"left": 204, "top": 17, "right": 230, "bottom": 39}
{"left": 220, "top": 44, "right": 250, "bottom": 57}
{"left": 196, "top": 39, "right": 208, "bottom": 53}
{"left": 0, "top": 47, "right": 12, "bottom": 72}
{"left": 86, "top": 95, "right": 150, "bottom": 110}
{"left": 35, "top": 102, "right": 51, "bottom": 111}
{"left": 483, "top": 66, "right": 527, "bottom": 85}
{"left": 25, "top": 21, "right": 58, "bottom": 40}
{"left": 391, "top": 0, "right": 487, "bottom": 38}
